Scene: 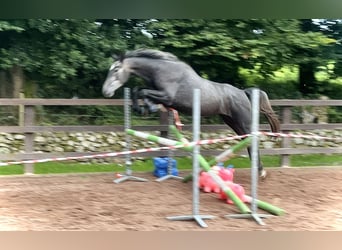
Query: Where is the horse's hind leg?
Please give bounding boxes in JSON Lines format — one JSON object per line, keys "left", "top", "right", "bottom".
{"left": 247, "top": 146, "right": 267, "bottom": 179}
{"left": 220, "top": 114, "right": 267, "bottom": 179}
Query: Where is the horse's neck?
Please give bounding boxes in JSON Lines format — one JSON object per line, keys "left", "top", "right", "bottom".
{"left": 126, "top": 58, "right": 157, "bottom": 84}
{"left": 126, "top": 57, "right": 204, "bottom": 89}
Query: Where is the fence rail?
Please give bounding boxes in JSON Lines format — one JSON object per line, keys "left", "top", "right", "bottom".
{"left": 0, "top": 98, "right": 341, "bottom": 174}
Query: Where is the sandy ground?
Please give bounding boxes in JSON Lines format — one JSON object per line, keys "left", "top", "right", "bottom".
{"left": 0, "top": 167, "right": 341, "bottom": 231}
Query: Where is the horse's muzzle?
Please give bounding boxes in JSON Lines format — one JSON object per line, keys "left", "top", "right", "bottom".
{"left": 102, "top": 89, "right": 114, "bottom": 98}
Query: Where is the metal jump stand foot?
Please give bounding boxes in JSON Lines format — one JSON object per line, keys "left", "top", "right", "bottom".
{"left": 114, "top": 174, "right": 148, "bottom": 184}
{"left": 113, "top": 161, "right": 148, "bottom": 184}
{"left": 225, "top": 213, "right": 274, "bottom": 226}
{"left": 166, "top": 214, "right": 216, "bottom": 228}
{"left": 156, "top": 174, "right": 184, "bottom": 182}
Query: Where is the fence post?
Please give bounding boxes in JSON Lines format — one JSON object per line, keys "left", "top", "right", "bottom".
{"left": 280, "top": 106, "right": 292, "bottom": 167}
{"left": 24, "top": 105, "right": 35, "bottom": 174}
{"left": 19, "top": 92, "right": 25, "bottom": 127}
{"left": 159, "top": 110, "right": 169, "bottom": 138}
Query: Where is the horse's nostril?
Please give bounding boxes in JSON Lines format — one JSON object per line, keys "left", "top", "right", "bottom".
{"left": 102, "top": 90, "right": 110, "bottom": 97}
{"left": 104, "top": 90, "right": 114, "bottom": 98}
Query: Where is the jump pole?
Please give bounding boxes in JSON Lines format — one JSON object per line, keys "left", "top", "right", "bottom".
{"left": 178, "top": 127, "right": 252, "bottom": 183}
{"left": 243, "top": 195, "right": 285, "bottom": 216}
{"left": 225, "top": 88, "right": 275, "bottom": 225}
{"left": 127, "top": 90, "right": 251, "bottom": 215}
{"left": 165, "top": 89, "right": 215, "bottom": 227}
{"left": 207, "top": 137, "right": 252, "bottom": 165}
{"left": 155, "top": 110, "right": 184, "bottom": 182}
{"left": 113, "top": 87, "right": 148, "bottom": 184}
{"left": 126, "top": 129, "right": 251, "bottom": 214}
{"left": 127, "top": 128, "right": 284, "bottom": 216}
{"left": 169, "top": 123, "right": 252, "bottom": 165}
{"left": 169, "top": 112, "right": 285, "bottom": 216}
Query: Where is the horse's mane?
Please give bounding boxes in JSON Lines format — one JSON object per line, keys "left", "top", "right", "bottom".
{"left": 123, "top": 49, "right": 179, "bottom": 61}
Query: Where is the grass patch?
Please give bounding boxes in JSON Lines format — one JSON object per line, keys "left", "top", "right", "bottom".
{"left": 0, "top": 165, "right": 24, "bottom": 175}
{"left": 0, "top": 154, "right": 340, "bottom": 176}
{"left": 290, "top": 154, "right": 342, "bottom": 167}
{"left": 34, "top": 162, "right": 117, "bottom": 174}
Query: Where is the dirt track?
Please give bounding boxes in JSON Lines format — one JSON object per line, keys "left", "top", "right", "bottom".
{"left": 0, "top": 167, "right": 341, "bottom": 231}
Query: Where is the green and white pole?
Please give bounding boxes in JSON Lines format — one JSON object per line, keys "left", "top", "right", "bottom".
{"left": 126, "top": 127, "right": 285, "bottom": 216}
{"left": 126, "top": 129, "right": 187, "bottom": 149}
{"left": 176, "top": 126, "right": 251, "bottom": 182}
{"left": 169, "top": 125, "right": 189, "bottom": 144}
{"left": 126, "top": 129, "right": 251, "bottom": 214}
{"left": 243, "top": 195, "right": 285, "bottom": 216}
{"left": 208, "top": 136, "right": 252, "bottom": 166}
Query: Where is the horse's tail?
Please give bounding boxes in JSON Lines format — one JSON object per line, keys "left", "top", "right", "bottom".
{"left": 244, "top": 88, "right": 280, "bottom": 133}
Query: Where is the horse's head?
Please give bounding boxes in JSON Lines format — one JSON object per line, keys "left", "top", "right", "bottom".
{"left": 102, "top": 57, "right": 130, "bottom": 98}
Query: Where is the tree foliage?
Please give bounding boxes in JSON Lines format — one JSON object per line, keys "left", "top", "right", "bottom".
{"left": 0, "top": 19, "right": 340, "bottom": 99}
{"left": 147, "top": 19, "right": 336, "bottom": 90}
{"left": 0, "top": 19, "right": 127, "bottom": 98}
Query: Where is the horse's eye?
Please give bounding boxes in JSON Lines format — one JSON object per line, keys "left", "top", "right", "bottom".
{"left": 109, "top": 65, "right": 115, "bottom": 71}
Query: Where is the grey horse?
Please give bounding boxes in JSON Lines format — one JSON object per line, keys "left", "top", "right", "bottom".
{"left": 102, "top": 48, "right": 280, "bottom": 178}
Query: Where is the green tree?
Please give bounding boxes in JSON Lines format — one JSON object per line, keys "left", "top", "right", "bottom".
{"left": 313, "top": 19, "right": 342, "bottom": 78}
{"left": 0, "top": 19, "right": 127, "bottom": 98}
{"left": 146, "top": 19, "right": 335, "bottom": 93}
{"left": 294, "top": 19, "right": 336, "bottom": 95}
{"left": 147, "top": 19, "right": 249, "bottom": 86}
{"left": 0, "top": 19, "right": 338, "bottom": 99}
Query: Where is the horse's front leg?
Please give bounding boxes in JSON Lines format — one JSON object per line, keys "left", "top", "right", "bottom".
{"left": 139, "top": 89, "right": 172, "bottom": 114}
{"left": 132, "top": 87, "right": 147, "bottom": 115}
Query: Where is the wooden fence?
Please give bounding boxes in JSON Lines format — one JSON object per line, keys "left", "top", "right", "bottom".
{"left": 0, "top": 98, "right": 341, "bottom": 174}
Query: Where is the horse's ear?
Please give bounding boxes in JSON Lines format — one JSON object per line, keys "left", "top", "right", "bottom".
{"left": 111, "top": 54, "right": 119, "bottom": 61}
{"left": 118, "top": 52, "right": 125, "bottom": 62}
{"left": 111, "top": 52, "right": 125, "bottom": 62}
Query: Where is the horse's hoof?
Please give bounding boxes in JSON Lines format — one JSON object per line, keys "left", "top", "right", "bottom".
{"left": 259, "top": 169, "right": 267, "bottom": 180}
{"left": 148, "top": 104, "right": 160, "bottom": 113}
{"left": 133, "top": 107, "right": 146, "bottom": 115}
